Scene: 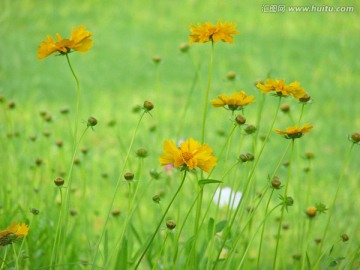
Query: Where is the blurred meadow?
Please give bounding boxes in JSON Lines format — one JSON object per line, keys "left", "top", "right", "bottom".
{"left": 1, "top": 0, "right": 360, "bottom": 269}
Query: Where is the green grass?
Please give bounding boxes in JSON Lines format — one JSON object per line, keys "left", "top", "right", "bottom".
{"left": 1, "top": 0, "right": 360, "bottom": 269}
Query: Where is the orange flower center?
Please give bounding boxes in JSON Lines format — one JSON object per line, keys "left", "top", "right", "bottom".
{"left": 182, "top": 152, "right": 194, "bottom": 162}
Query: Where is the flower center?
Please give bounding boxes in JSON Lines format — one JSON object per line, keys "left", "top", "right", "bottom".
{"left": 182, "top": 152, "right": 193, "bottom": 162}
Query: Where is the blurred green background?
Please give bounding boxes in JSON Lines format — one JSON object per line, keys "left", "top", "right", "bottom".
{"left": 2, "top": 0, "right": 359, "bottom": 165}
{"left": 1, "top": 0, "right": 360, "bottom": 267}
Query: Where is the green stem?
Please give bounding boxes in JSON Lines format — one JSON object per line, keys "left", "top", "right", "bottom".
{"left": 172, "top": 191, "right": 202, "bottom": 267}
{"left": 0, "top": 246, "right": 8, "bottom": 270}
{"left": 211, "top": 96, "right": 282, "bottom": 270}
{"left": 12, "top": 244, "right": 18, "bottom": 270}
{"left": 256, "top": 189, "right": 274, "bottom": 269}
{"left": 135, "top": 171, "right": 187, "bottom": 269}
{"left": 272, "top": 139, "right": 295, "bottom": 269}
{"left": 318, "top": 143, "right": 354, "bottom": 254}
{"left": 92, "top": 112, "right": 146, "bottom": 269}
{"left": 201, "top": 41, "right": 214, "bottom": 144}
{"left": 65, "top": 53, "right": 80, "bottom": 148}
{"left": 50, "top": 188, "right": 63, "bottom": 270}
{"left": 256, "top": 140, "right": 292, "bottom": 269}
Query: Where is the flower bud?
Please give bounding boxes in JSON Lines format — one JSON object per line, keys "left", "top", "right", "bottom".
{"left": 60, "top": 108, "right": 69, "bottom": 114}
{"left": 306, "top": 206, "right": 317, "bottom": 218}
{"left": 55, "top": 140, "right": 63, "bottom": 148}
{"left": 226, "top": 71, "right": 236, "bottom": 80}
{"left": 8, "top": 100, "right": 15, "bottom": 109}
{"left": 179, "top": 43, "right": 189, "bottom": 53}
{"left": 245, "top": 125, "right": 257, "bottom": 135}
{"left": 54, "top": 177, "right": 64, "bottom": 186}
{"left": 166, "top": 220, "right": 176, "bottom": 230}
{"left": 143, "top": 100, "right": 154, "bottom": 112}
{"left": 152, "top": 194, "right": 161, "bottom": 203}
{"left": 271, "top": 176, "right": 281, "bottom": 189}
{"left": 150, "top": 169, "right": 160, "bottom": 180}
{"left": 136, "top": 148, "right": 148, "bottom": 158}
{"left": 30, "top": 208, "right": 40, "bottom": 215}
{"left": 239, "top": 154, "right": 248, "bottom": 162}
{"left": 235, "top": 115, "right": 246, "bottom": 125}
{"left": 69, "top": 208, "right": 78, "bottom": 216}
{"left": 341, "top": 233, "right": 349, "bottom": 242}
{"left": 280, "top": 103, "right": 290, "bottom": 113}
{"left": 152, "top": 55, "right": 161, "bottom": 64}
{"left": 124, "top": 172, "right": 134, "bottom": 181}
{"left": 245, "top": 153, "right": 254, "bottom": 161}
{"left": 111, "top": 209, "right": 121, "bottom": 217}
{"left": 299, "top": 94, "right": 311, "bottom": 103}
{"left": 305, "top": 152, "right": 315, "bottom": 160}
{"left": 87, "top": 116, "right": 98, "bottom": 127}
{"left": 351, "top": 132, "right": 360, "bottom": 143}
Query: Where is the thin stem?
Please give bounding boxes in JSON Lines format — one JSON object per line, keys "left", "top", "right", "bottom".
{"left": 91, "top": 112, "right": 146, "bottom": 269}
{"left": 50, "top": 188, "right": 63, "bottom": 270}
{"left": 272, "top": 139, "right": 295, "bottom": 269}
{"left": 211, "top": 97, "right": 282, "bottom": 270}
{"left": 256, "top": 189, "right": 274, "bottom": 269}
{"left": 318, "top": 143, "right": 354, "bottom": 253}
{"left": 135, "top": 171, "right": 187, "bottom": 269}
{"left": 0, "top": 246, "right": 8, "bottom": 270}
{"left": 12, "top": 244, "right": 18, "bottom": 270}
{"left": 65, "top": 53, "right": 80, "bottom": 149}
{"left": 201, "top": 41, "right": 214, "bottom": 144}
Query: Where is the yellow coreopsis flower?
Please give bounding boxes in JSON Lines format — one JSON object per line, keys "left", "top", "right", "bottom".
{"left": 256, "top": 79, "right": 308, "bottom": 100}
{"left": 210, "top": 91, "right": 255, "bottom": 111}
{"left": 274, "top": 123, "right": 314, "bottom": 139}
{"left": 37, "top": 26, "right": 93, "bottom": 60}
{"left": 159, "top": 138, "right": 217, "bottom": 173}
{"left": 189, "top": 19, "right": 239, "bottom": 44}
{"left": 0, "top": 222, "right": 29, "bottom": 248}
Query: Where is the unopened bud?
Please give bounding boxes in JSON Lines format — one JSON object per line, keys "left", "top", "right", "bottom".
{"left": 54, "top": 177, "right": 64, "bottom": 186}
{"left": 306, "top": 206, "right": 317, "bottom": 218}
{"left": 166, "top": 220, "right": 176, "bottom": 230}
{"left": 143, "top": 101, "right": 154, "bottom": 112}
{"left": 235, "top": 115, "right": 246, "bottom": 125}
{"left": 226, "top": 71, "right": 236, "bottom": 80}
{"left": 124, "top": 172, "right": 134, "bottom": 181}
{"left": 87, "top": 116, "right": 98, "bottom": 127}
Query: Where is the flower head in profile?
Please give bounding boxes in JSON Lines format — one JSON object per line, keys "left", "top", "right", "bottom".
{"left": 256, "top": 79, "right": 308, "bottom": 100}
{"left": 159, "top": 138, "right": 217, "bottom": 173}
{"left": 210, "top": 91, "right": 255, "bottom": 111}
{"left": 274, "top": 123, "right": 314, "bottom": 139}
{"left": 189, "top": 19, "right": 239, "bottom": 44}
{"left": 0, "top": 222, "right": 29, "bottom": 248}
{"left": 37, "top": 26, "right": 93, "bottom": 60}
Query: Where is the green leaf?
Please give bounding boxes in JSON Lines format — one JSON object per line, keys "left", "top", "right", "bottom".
{"left": 198, "top": 179, "right": 223, "bottom": 186}
{"left": 215, "top": 220, "right": 228, "bottom": 233}
{"left": 104, "top": 230, "right": 109, "bottom": 263}
{"left": 208, "top": 218, "right": 215, "bottom": 240}
{"left": 115, "top": 237, "right": 128, "bottom": 270}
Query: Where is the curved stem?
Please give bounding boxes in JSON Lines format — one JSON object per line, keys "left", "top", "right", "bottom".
{"left": 135, "top": 171, "right": 187, "bottom": 269}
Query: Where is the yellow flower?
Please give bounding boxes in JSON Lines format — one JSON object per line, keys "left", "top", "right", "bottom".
{"left": 256, "top": 79, "right": 307, "bottom": 100}
{"left": 210, "top": 91, "right": 255, "bottom": 110}
{"left": 0, "top": 222, "right": 29, "bottom": 248}
{"left": 274, "top": 123, "right": 314, "bottom": 139}
{"left": 159, "top": 138, "right": 217, "bottom": 173}
{"left": 37, "top": 26, "right": 93, "bottom": 60}
{"left": 189, "top": 19, "right": 239, "bottom": 44}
